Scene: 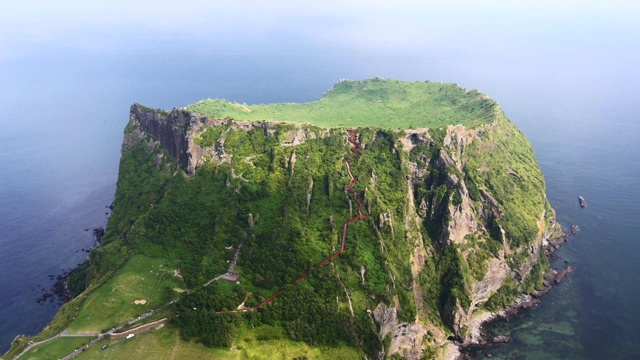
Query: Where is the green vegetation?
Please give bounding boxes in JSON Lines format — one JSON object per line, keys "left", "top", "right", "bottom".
{"left": 522, "top": 251, "right": 551, "bottom": 294}
{"left": 19, "top": 337, "right": 91, "bottom": 360}
{"left": 194, "top": 126, "right": 223, "bottom": 147}
{"left": 484, "top": 276, "right": 520, "bottom": 311}
{"left": 67, "top": 255, "right": 183, "bottom": 334}
{"left": 67, "top": 261, "right": 90, "bottom": 298}
{"left": 187, "top": 78, "right": 496, "bottom": 129}
{"left": 418, "top": 245, "right": 472, "bottom": 327}
{"left": 464, "top": 113, "right": 547, "bottom": 249}
{"left": 7, "top": 79, "right": 557, "bottom": 359}
{"left": 2, "top": 294, "right": 91, "bottom": 359}
{"left": 73, "top": 326, "right": 362, "bottom": 360}
{"left": 173, "top": 281, "right": 380, "bottom": 355}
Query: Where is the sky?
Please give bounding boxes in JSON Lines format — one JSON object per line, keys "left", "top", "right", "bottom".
{"left": 1, "top": 1, "right": 638, "bottom": 110}
{"left": 2, "top": 1, "right": 639, "bottom": 57}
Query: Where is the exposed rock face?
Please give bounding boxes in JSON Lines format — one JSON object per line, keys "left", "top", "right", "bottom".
{"left": 281, "top": 128, "right": 312, "bottom": 146}
{"left": 397, "top": 119, "right": 561, "bottom": 349}
{"left": 373, "top": 303, "right": 398, "bottom": 339}
{"left": 8, "top": 81, "right": 564, "bottom": 360}
{"left": 122, "top": 101, "right": 560, "bottom": 359}
{"left": 552, "top": 266, "right": 574, "bottom": 285}
{"left": 404, "top": 128, "right": 512, "bottom": 332}
{"left": 127, "top": 104, "right": 316, "bottom": 176}
{"left": 469, "top": 256, "right": 509, "bottom": 316}
{"left": 373, "top": 303, "right": 427, "bottom": 359}
{"left": 129, "top": 104, "right": 196, "bottom": 173}
{"left": 492, "top": 335, "right": 510, "bottom": 343}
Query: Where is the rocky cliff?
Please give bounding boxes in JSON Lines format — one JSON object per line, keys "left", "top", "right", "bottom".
{"left": 115, "top": 81, "right": 560, "bottom": 359}
{"left": 126, "top": 103, "right": 315, "bottom": 176}
{"left": 9, "top": 80, "right": 560, "bottom": 360}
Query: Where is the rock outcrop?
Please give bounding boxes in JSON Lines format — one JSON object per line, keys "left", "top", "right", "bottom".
{"left": 391, "top": 117, "right": 563, "bottom": 353}
{"left": 5, "top": 80, "right": 565, "bottom": 360}
{"left": 116, "top": 82, "right": 563, "bottom": 359}
{"left": 127, "top": 103, "right": 317, "bottom": 176}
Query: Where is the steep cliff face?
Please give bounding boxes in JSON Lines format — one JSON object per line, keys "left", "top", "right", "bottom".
{"left": 82, "top": 80, "right": 558, "bottom": 359}
{"left": 127, "top": 103, "right": 316, "bottom": 176}
{"left": 127, "top": 104, "right": 192, "bottom": 171}
{"left": 362, "top": 111, "right": 557, "bottom": 357}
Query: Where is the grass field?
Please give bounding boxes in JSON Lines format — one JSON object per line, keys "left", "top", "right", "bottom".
{"left": 20, "top": 337, "right": 92, "bottom": 360}
{"left": 67, "top": 255, "right": 184, "bottom": 334}
{"left": 74, "top": 326, "right": 362, "bottom": 360}
{"left": 187, "top": 78, "right": 497, "bottom": 129}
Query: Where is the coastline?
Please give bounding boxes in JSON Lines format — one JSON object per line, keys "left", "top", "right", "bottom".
{"left": 36, "top": 227, "right": 104, "bottom": 309}
{"left": 4, "top": 193, "right": 574, "bottom": 358}
{"left": 456, "top": 226, "right": 575, "bottom": 359}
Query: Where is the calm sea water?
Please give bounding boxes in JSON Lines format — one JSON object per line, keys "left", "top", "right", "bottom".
{"left": 1, "top": 16, "right": 639, "bottom": 358}
{"left": 465, "top": 86, "right": 640, "bottom": 359}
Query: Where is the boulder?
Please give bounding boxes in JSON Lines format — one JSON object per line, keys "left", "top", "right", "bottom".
{"left": 554, "top": 266, "right": 574, "bottom": 284}
{"left": 492, "top": 335, "right": 510, "bottom": 343}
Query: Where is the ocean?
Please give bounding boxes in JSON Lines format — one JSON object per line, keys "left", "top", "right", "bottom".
{"left": 1, "top": 7, "right": 639, "bottom": 357}
{"left": 464, "top": 79, "right": 640, "bottom": 359}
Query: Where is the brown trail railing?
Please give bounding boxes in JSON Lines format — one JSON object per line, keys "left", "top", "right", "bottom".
{"left": 219, "top": 128, "right": 367, "bottom": 312}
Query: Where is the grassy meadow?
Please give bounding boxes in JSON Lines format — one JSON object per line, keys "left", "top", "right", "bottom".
{"left": 73, "top": 326, "right": 362, "bottom": 360}
{"left": 67, "top": 255, "right": 183, "bottom": 334}
{"left": 187, "top": 78, "right": 497, "bottom": 129}
{"left": 19, "top": 337, "right": 92, "bottom": 360}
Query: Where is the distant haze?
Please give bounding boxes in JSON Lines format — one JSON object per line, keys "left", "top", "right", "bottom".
{"left": 1, "top": 1, "right": 639, "bottom": 357}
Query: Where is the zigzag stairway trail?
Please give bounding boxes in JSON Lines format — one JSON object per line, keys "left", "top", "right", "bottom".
{"left": 11, "top": 129, "right": 370, "bottom": 360}
{"left": 4, "top": 80, "right": 570, "bottom": 359}
{"left": 221, "top": 128, "right": 367, "bottom": 313}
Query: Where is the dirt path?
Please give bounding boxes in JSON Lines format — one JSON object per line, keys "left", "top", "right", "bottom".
{"left": 14, "top": 331, "right": 103, "bottom": 360}
{"left": 16, "top": 130, "right": 368, "bottom": 359}
{"left": 13, "top": 336, "right": 59, "bottom": 359}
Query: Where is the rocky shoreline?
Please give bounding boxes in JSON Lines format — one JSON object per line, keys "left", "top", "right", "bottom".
{"left": 454, "top": 227, "right": 577, "bottom": 359}
{"left": 34, "top": 227, "right": 104, "bottom": 307}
